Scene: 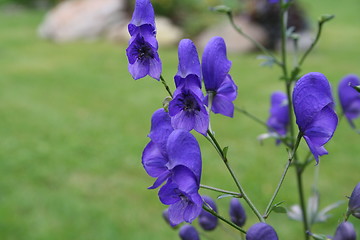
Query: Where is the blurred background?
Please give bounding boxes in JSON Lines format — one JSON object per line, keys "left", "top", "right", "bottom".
{"left": 1, "top": 0, "right": 360, "bottom": 239}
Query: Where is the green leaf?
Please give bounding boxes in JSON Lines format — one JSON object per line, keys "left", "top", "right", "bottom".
{"left": 319, "top": 14, "right": 335, "bottom": 24}
{"left": 217, "top": 194, "right": 237, "bottom": 200}
{"left": 257, "top": 55, "right": 276, "bottom": 67}
{"left": 309, "top": 233, "right": 331, "bottom": 240}
{"left": 273, "top": 206, "right": 287, "bottom": 214}
{"left": 223, "top": 146, "right": 229, "bottom": 158}
{"left": 210, "top": 5, "right": 232, "bottom": 14}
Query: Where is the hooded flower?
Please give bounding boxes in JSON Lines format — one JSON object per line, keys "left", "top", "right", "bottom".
{"left": 229, "top": 198, "right": 247, "bottom": 227}
{"left": 179, "top": 225, "right": 200, "bottom": 240}
{"left": 246, "top": 223, "right": 279, "bottom": 240}
{"left": 198, "top": 195, "right": 218, "bottom": 231}
{"left": 142, "top": 111, "right": 202, "bottom": 189}
{"left": 333, "top": 222, "right": 357, "bottom": 240}
{"left": 338, "top": 74, "right": 360, "bottom": 129}
{"left": 174, "top": 39, "right": 202, "bottom": 96}
{"left": 292, "top": 72, "right": 338, "bottom": 164}
{"left": 267, "top": 91, "right": 289, "bottom": 138}
{"left": 126, "top": 0, "right": 161, "bottom": 80}
{"left": 202, "top": 36, "right": 238, "bottom": 118}
{"left": 159, "top": 165, "right": 202, "bottom": 225}
{"left": 348, "top": 182, "right": 360, "bottom": 219}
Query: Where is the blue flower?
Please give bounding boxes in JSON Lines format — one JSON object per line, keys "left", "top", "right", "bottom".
{"left": 198, "top": 196, "right": 218, "bottom": 231}
{"left": 229, "top": 198, "right": 247, "bottom": 227}
{"left": 333, "top": 222, "right": 357, "bottom": 240}
{"left": 126, "top": 0, "right": 162, "bottom": 80}
{"left": 179, "top": 225, "right": 200, "bottom": 240}
{"left": 202, "top": 37, "right": 238, "bottom": 118}
{"left": 267, "top": 91, "right": 289, "bottom": 139}
{"left": 348, "top": 182, "right": 360, "bottom": 219}
{"left": 246, "top": 222, "right": 279, "bottom": 240}
{"left": 292, "top": 72, "right": 338, "bottom": 164}
{"left": 338, "top": 74, "right": 360, "bottom": 129}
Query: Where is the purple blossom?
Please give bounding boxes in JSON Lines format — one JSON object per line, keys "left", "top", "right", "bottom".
{"left": 348, "top": 182, "right": 360, "bottom": 219}
{"left": 179, "top": 225, "right": 200, "bottom": 240}
{"left": 202, "top": 36, "right": 238, "bottom": 117}
{"left": 267, "top": 91, "right": 289, "bottom": 138}
{"left": 169, "top": 88, "right": 209, "bottom": 135}
{"left": 338, "top": 74, "right": 360, "bottom": 129}
{"left": 198, "top": 195, "right": 218, "bottom": 231}
{"left": 126, "top": 0, "right": 162, "bottom": 80}
{"left": 292, "top": 72, "right": 338, "bottom": 164}
{"left": 333, "top": 222, "right": 357, "bottom": 240}
{"left": 268, "top": 0, "right": 289, "bottom": 3}
{"left": 174, "top": 39, "right": 202, "bottom": 94}
{"left": 246, "top": 222, "right": 279, "bottom": 240}
{"left": 142, "top": 110, "right": 202, "bottom": 188}
{"left": 229, "top": 198, "right": 247, "bottom": 227}
{"left": 159, "top": 165, "right": 202, "bottom": 225}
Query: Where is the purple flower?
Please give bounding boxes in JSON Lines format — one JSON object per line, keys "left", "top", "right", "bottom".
{"left": 333, "top": 222, "right": 357, "bottom": 240}
{"left": 202, "top": 36, "right": 238, "bottom": 118}
{"left": 174, "top": 39, "right": 202, "bottom": 94}
{"left": 179, "top": 225, "right": 200, "bottom": 240}
{"left": 159, "top": 165, "right": 202, "bottom": 225}
{"left": 142, "top": 111, "right": 202, "bottom": 189}
{"left": 268, "top": 0, "right": 289, "bottom": 3}
{"left": 348, "top": 182, "right": 360, "bottom": 219}
{"left": 338, "top": 74, "right": 360, "bottom": 129}
{"left": 229, "top": 198, "right": 247, "bottom": 228}
{"left": 126, "top": 0, "right": 162, "bottom": 80}
{"left": 267, "top": 91, "right": 289, "bottom": 138}
{"left": 292, "top": 72, "right": 338, "bottom": 164}
{"left": 198, "top": 195, "right": 218, "bottom": 231}
{"left": 169, "top": 89, "right": 209, "bottom": 135}
{"left": 246, "top": 223, "right": 279, "bottom": 240}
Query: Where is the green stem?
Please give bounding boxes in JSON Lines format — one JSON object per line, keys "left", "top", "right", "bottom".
{"left": 200, "top": 184, "right": 242, "bottom": 198}
{"left": 160, "top": 75, "right": 173, "bottom": 97}
{"left": 206, "top": 131, "right": 265, "bottom": 223}
{"left": 264, "top": 132, "right": 302, "bottom": 218}
{"left": 203, "top": 205, "right": 246, "bottom": 234}
{"left": 295, "top": 162, "right": 310, "bottom": 240}
{"left": 226, "top": 12, "right": 282, "bottom": 67}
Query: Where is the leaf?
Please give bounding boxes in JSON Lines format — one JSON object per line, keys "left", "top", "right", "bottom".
{"left": 286, "top": 26, "right": 295, "bottom": 38}
{"left": 223, "top": 146, "right": 229, "bottom": 158}
{"left": 287, "top": 204, "right": 303, "bottom": 221}
{"left": 309, "top": 233, "right": 331, "bottom": 240}
{"left": 257, "top": 55, "right": 276, "bottom": 67}
{"left": 319, "top": 14, "right": 335, "bottom": 24}
{"left": 314, "top": 200, "right": 345, "bottom": 223}
{"left": 210, "top": 5, "right": 231, "bottom": 14}
{"left": 273, "top": 206, "right": 287, "bottom": 214}
{"left": 217, "top": 194, "right": 238, "bottom": 200}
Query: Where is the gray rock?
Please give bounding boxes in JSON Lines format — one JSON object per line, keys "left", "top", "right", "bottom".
{"left": 38, "top": 0, "right": 127, "bottom": 42}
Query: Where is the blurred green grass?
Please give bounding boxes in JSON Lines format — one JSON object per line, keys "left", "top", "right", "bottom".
{"left": 0, "top": 1, "right": 360, "bottom": 239}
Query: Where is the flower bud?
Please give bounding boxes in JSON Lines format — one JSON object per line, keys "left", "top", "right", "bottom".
{"left": 333, "top": 222, "right": 356, "bottom": 240}
{"left": 246, "top": 222, "right": 279, "bottom": 240}
{"left": 198, "top": 195, "right": 218, "bottom": 231}
{"left": 229, "top": 198, "right": 247, "bottom": 227}
{"left": 179, "top": 225, "right": 200, "bottom": 240}
{"left": 348, "top": 182, "right": 360, "bottom": 219}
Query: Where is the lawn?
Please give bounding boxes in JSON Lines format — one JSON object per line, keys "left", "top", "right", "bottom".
{"left": 0, "top": 1, "right": 360, "bottom": 239}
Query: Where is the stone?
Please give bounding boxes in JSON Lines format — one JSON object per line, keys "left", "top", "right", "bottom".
{"left": 38, "top": 0, "right": 127, "bottom": 42}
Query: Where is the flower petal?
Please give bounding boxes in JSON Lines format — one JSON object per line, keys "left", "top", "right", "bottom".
{"left": 293, "top": 72, "right": 334, "bottom": 131}
{"left": 167, "top": 131, "right": 202, "bottom": 182}
{"left": 129, "top": 0, "right": 155, "bottom": 30}
{"left": 202, "top": 36, "right": 232, "bottom": 91}
{"left": 176, "top": 39, "right": 201, "bottom": 81}
{"left": 142, "top": 141, "right": 168, "bottom": 178}
{"left": 158, "top": 180, "right": 181, "bottom": 205}
{"left": 211, "top": 94, "right": 235, "bottom": 117}
{"left": 183, "top": 193, "right": 202, "bottom": 223}
{"left": 148, "top": 108, "right": 173, "bottom": 149}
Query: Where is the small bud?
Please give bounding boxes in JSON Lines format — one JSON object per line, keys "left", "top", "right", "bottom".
{"left": 179, "top": 225, "right": 200, "bottom": 240}
{"left": 229, "top": 198, "right": 247, "bottom": 227}
{"left": 333, "top": 222, "right": 356, "bottom": 240}
{"left": 199, "top": 196, "right": 218, "bottom": 231}
{"left": 348, "top": 182, "right": 360, "bottom": 219}
{"left": 246, "top": 222, "right": 279, "bottom": 240}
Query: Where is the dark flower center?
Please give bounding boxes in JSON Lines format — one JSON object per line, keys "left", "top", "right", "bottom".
{"left": 182, "top": 92, "right": 200, "bottom": 112}
{"left": 137, "top": 43, "right": 155, "bottom": 61}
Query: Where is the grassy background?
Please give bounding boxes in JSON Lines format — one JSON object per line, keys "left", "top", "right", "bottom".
{"left": 0, "top": 0, "right": 360, "bottom": 239}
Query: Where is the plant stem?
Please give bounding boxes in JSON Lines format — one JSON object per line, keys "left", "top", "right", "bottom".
{"left": 226, "top": 12, "right": 282, "bottom": 67}
{"left": 264, "top": 132, "right": 302, "bottom": 218}
{"left": 295, "top": 163, "right": 310, "bottom": 240}
{"left": 200, "top": 184, "right": 242, "bottom": 198}
{"left": 206, "top": 131, "right": 265, "bottom": 223}
{"left": 160, "top": 75, "right": 173, "bottom": 97}
{"left": 203, "top": 205, "right": 246, "bottom": 234}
